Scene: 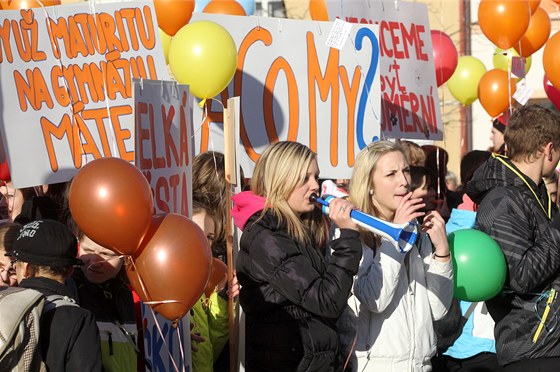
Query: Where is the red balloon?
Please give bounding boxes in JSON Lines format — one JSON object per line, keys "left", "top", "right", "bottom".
{"left": 309, "top": 0, "right": 329, "bottom": 21}
{"left": 0, "top": 160, "right": 10, "bottom": 182}
{"left": 204, "top": 258, "right": 228, "bottom": 298}
{"left": 478, "top": 69, "right": 517, "bottom": 118}
{"left": 543, "top": 32, "right": 560, "bottom": 91}
{"left": 203, "top": 0, "right": 246, "bottom": 16}
{"left": 478, "top": 0, "right": 531, "bottom": 50}
{"left": 513, "top": 7, "right": 550, "bottom": 57}
{"left": 69, "top": 158, "right": 154, "bottom": 256}
{"left": 544, "top": 75, "right": 560, "bottom": 111}
{"left": 127, "top": 214, "right": 212, "bottom": 322}
{"left": 153, "top": 0, "right": 195, "bottom": 36}
{"left": 431, "top": 30, "right": 458, "bottom": 87}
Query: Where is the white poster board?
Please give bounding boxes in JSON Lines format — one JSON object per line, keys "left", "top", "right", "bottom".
{"left": 0, "top": 1, "right": 169, "bottom": 187}
{"left": 326, "top": 0, "right": 443, "bottom": 141}
{"left": 191, "top": 13, "right": 381, "bottom": 180}
{"left": 133, "top": 79, "right": 194, "bottom": 372}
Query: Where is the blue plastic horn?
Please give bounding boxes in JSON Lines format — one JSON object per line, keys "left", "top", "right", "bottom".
{"left": 310, "top": 194, "right": 418, "bottom": 253}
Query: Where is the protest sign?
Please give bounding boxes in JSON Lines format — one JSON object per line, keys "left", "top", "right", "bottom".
{"left": 0, "top": 1, "right": 168, "bottom": 187}
{"left": 326, "top": 0, "right": 443, "bottom": 141}
{"left": 134, "top": 79, "right": 192, "bottom": 216}
{"left": 190, "top": 13, "right": 381, "bottom": 179}
{"left": 134, "top": 78, "right": 193, "bottom": 372}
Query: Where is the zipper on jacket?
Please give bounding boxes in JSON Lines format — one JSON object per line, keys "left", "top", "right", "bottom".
{"left": 406, "top": 252, "right": 416, "bottom": 370}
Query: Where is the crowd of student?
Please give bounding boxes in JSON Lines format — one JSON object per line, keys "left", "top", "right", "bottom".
{"left": 0, "top": 153, "right": 238, "bottom": 372}
{"left": 1, "top": 103, "right": 560, "bottom": 371}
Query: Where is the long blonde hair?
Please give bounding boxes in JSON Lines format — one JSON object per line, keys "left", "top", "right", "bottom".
{"left": 349, "top": 141, "right": 406, "bottom": 248}
{"left": 251, "top": 141, "right": 328, "bottom": 247}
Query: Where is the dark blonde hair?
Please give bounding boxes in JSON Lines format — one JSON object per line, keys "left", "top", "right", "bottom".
{"left": 398, "top": 140, "right": 425, "bottom": 166}
{"left": 505, "top": 105, "right": 560, "bottom": 163}
{"left": 251, "top": 141, "right": 328, "bottom": 247}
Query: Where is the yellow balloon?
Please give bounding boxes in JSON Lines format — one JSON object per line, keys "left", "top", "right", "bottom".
{"left": 169, "top": 21, "right": 238, "bottom": 99}
{"left": 492, "top": 48, "right": 532, "bottom": 80}
{"left": 159, "top": 28, "right": 171, "bottom": 65}
{"left": 447, "top": 56, "right": 487, "bottom": 105}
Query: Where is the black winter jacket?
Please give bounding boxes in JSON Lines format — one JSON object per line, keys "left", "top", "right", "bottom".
{"left": 237, "top": 211, "right": 362, "bottom": 372}
{"left": 466, "top": 155, "right": 560, "bottom": 366}
{"left": 19, "top": 277, "right": 103, "bottom": 372}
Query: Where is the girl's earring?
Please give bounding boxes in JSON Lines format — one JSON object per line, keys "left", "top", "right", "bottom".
{"left": 369, "top": 189, "right": 374, "bottom": 195}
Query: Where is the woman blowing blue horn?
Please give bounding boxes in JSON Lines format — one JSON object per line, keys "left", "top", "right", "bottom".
{"left": 232, "top": 141, "right": 362, "bottom": 371}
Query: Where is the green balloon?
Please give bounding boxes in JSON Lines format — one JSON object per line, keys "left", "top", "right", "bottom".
{"left": 448, "top": 229, "right": 507, "bottom": 302}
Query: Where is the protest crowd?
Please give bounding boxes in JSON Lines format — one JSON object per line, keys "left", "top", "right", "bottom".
{"left": 2, "top": 104, "right": 560, "bottom": 372}
{"left": 2, "top": 0, "right": 560, "bottom": 372}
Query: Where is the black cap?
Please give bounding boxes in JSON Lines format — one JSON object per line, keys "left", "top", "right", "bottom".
{"left": 7, "top": 220, "right": 82, "bottom": 267}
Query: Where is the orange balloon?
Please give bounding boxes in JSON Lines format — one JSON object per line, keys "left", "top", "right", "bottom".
{"left": 153, "top": 0, "right": 195, "bottom": 36}
{"left": 204, "top": 258, "right": 228, "bottom": 298}
{"left": 203, "top": 0, "right": 246, "bottom": 16}
{"left": 528, "top": 0, "right": 541, "bottom": 13}
{"left": 478, "top": 69, "right": 517, "bottom": 118}
{"left": 69, "top": 157, "right": 154, "bottom": 256}
{"left": 309, "top": 0, "right": 329, "bottom": 21}
{"left": 513, "top": 7, "right": 550, "bottom": 57}
{"left": 127, "top": 214, "right": 212, "bottom": 322}
{"left": 543, "top": 32, "right": 560, "bottom": 90}
{"left": 478, "top": 0, "right": 531, "bottom": 50}
{"left": 0, "top": 0, "right": 60, "bottom": 9}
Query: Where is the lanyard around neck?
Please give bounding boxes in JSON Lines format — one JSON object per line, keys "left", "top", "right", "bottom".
{"left": 493, "top": 154, "right": 552, "bottom": 220}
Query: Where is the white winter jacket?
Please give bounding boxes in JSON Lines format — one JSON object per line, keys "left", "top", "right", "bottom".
{"left": 352, "top": 233, "right": 453, "bottom": 372}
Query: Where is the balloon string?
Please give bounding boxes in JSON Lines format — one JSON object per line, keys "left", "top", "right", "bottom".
{"left": 124, "top": 256, "right": 188, "bottom": 308}
{"left": 205, "top": 97, "right": 225, "bottom": 111}
{"left": 148, "top": 306, "right": 181, "bottom": 372}
{"left": 126, "top": 256, "right": 187, "bottom": 372}
{"left": 175, "top": 320, "right": 187, "bottom": 372}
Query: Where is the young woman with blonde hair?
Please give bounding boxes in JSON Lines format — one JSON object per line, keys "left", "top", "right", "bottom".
{"left": 232, "top": 141, "right": 362, "bottom": 371}
{"left": 348, "top": 140, "right": 453, "bottom": 371}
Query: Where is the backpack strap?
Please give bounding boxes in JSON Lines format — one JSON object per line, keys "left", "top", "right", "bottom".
{"left": 43, "top": 294, "right": 79, "bottom": 313}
